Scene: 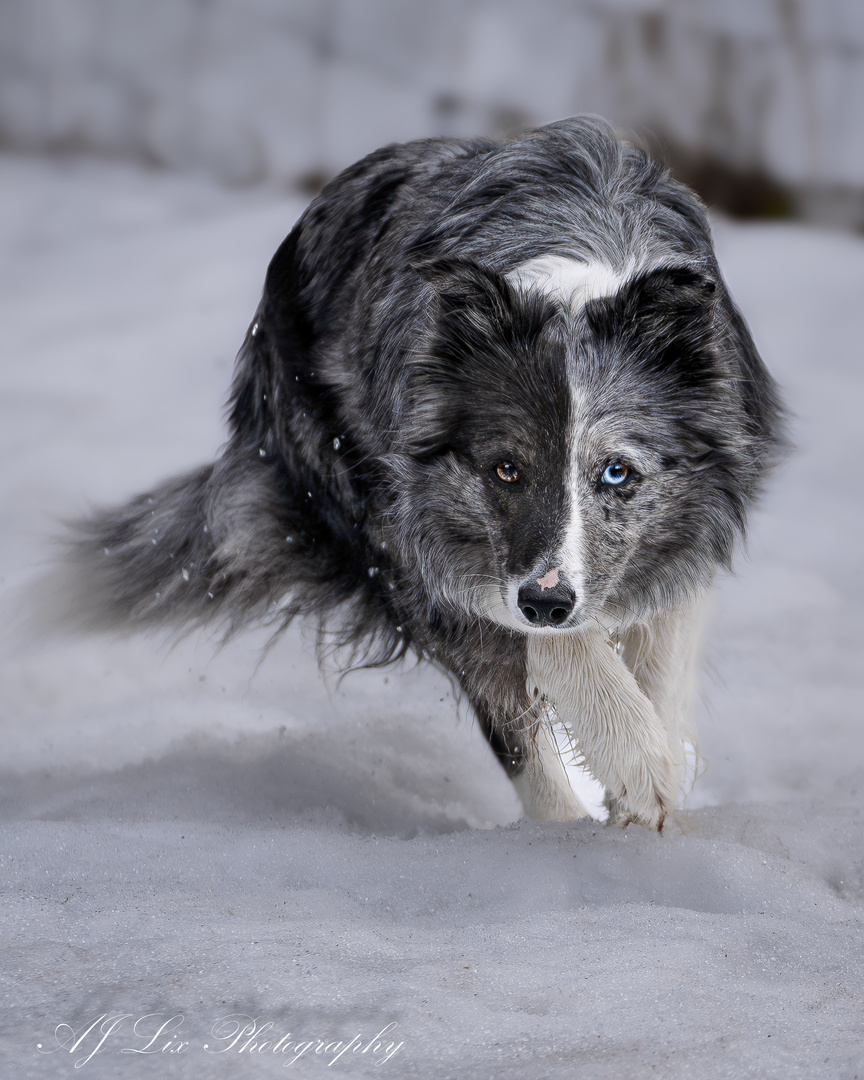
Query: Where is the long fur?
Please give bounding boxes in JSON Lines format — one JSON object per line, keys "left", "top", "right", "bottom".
{"left": 65, "top": 118, "right": 785, "bottom": 828}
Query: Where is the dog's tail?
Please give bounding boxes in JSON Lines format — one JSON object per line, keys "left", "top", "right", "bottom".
{"left": 54, "top": 451, "right": 366, "bottom": 642}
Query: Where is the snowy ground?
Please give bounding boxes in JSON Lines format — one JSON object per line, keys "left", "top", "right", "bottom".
{"left": 0, "top": 154, "right": 862, "bottom": 1079}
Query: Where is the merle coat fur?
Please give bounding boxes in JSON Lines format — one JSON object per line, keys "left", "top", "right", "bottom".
{"left": 71, "top": 118, "right": 784, "bottom": 829}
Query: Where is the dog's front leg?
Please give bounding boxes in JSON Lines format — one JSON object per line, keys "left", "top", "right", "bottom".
{"left": 527, "top": 630, "right": 678, "bottom": 829}
{"left": 442, "top": 625, "right": 590, "bottom": 822}
{"left": 471, "top": 692, "right": 590, "bottom": 822}
{"left": 619, "top": 593, "right": 710, "bottom": 779}
{"left": 506, "top": 698, "right": 592, "bottom": 822}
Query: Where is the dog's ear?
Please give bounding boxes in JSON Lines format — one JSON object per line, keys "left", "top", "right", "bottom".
{"left": 593, "top": 265, "right": 718, "bottom": 330}
{"left": 414, "top": 257, "right": 562, "bottom": 362}
{"left": 631, "top": 266, "right": 718, "bottom": 323}
{"left": 637, "top": 267, "right": 719, "bottom": 365}
{"left": 639, "top": 265, "right": 718, "bottom": 299}
{"left": 585, "top": 265, "right": 720, "bottom": 384}
{"left": 412, "top": 257, "right": 512, "bottom": 317}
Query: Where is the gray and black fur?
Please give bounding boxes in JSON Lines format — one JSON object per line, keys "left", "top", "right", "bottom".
{"left": 70, "top": 118, "right": 784, "bottom": 828}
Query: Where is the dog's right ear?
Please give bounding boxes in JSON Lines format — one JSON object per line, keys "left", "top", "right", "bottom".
{"left": 413, "top": 257, "right": 564, "bottom": 367}
{"left": 412, "top": 257, "right": 513, "bottom": 317}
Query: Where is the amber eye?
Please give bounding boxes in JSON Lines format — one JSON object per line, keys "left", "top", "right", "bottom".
{"left": 495, "top": 461, "right": 520, "bottom": 483}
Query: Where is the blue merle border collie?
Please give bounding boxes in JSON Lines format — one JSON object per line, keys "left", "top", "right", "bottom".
{"left": 71, "top": 117, "right": 784, "bottom": 830}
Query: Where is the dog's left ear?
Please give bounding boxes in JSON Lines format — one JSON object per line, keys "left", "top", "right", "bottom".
{"left": 634, "top": 265, "right": 718, "bottom": 314}
{"left": 586, "top": 265, "right": 719, "bottom": 360}
{"left": 619, "top": 265, "right": 717, "bottom": 320}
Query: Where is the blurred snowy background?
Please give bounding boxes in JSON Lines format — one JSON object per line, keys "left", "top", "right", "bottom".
{"left": 1, "top": 3, "right": 863, "bottom": 1078}
{"left": 3, "top": 0, "right": 864, "bottom": 225}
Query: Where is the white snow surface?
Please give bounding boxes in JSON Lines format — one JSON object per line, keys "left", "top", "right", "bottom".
{"left": 0, "top": 155, "right": 862, "bottom": 1079}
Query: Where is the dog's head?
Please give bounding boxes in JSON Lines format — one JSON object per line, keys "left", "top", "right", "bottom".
{"left": 390, "top": 255, "right": 782, "bottom": 634}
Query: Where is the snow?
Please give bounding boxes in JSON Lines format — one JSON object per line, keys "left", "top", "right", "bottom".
{"left": 0, "top": 154, "right": 862, "bottom": 1079}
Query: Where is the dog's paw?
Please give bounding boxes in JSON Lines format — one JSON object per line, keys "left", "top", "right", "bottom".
{"left": 600, "top": 708, "right": 679, "bottom": 831}
{"left": 602, "top": 744, "right": 675, "bottom": 831}
{"left": 604, "top": 791, "right": 667, "bottom": 832}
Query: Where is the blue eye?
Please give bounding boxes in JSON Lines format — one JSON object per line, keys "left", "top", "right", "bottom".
{"left": 601, "top": 461, "right": 629, "bottom": 486}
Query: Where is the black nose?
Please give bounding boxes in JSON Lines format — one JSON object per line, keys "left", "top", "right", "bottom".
{"left": 517, "top": 580, "right": 576, "bottom": 627}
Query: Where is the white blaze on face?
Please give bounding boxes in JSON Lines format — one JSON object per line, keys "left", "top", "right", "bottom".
{"left": 506, "top": 255, "right": 631, "bottom": 624}
{"left": 554, "top": 450, "right": 587, "bottom": 612}
{"left": 507, "top": 254, "right": 628, "bottom": 315}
